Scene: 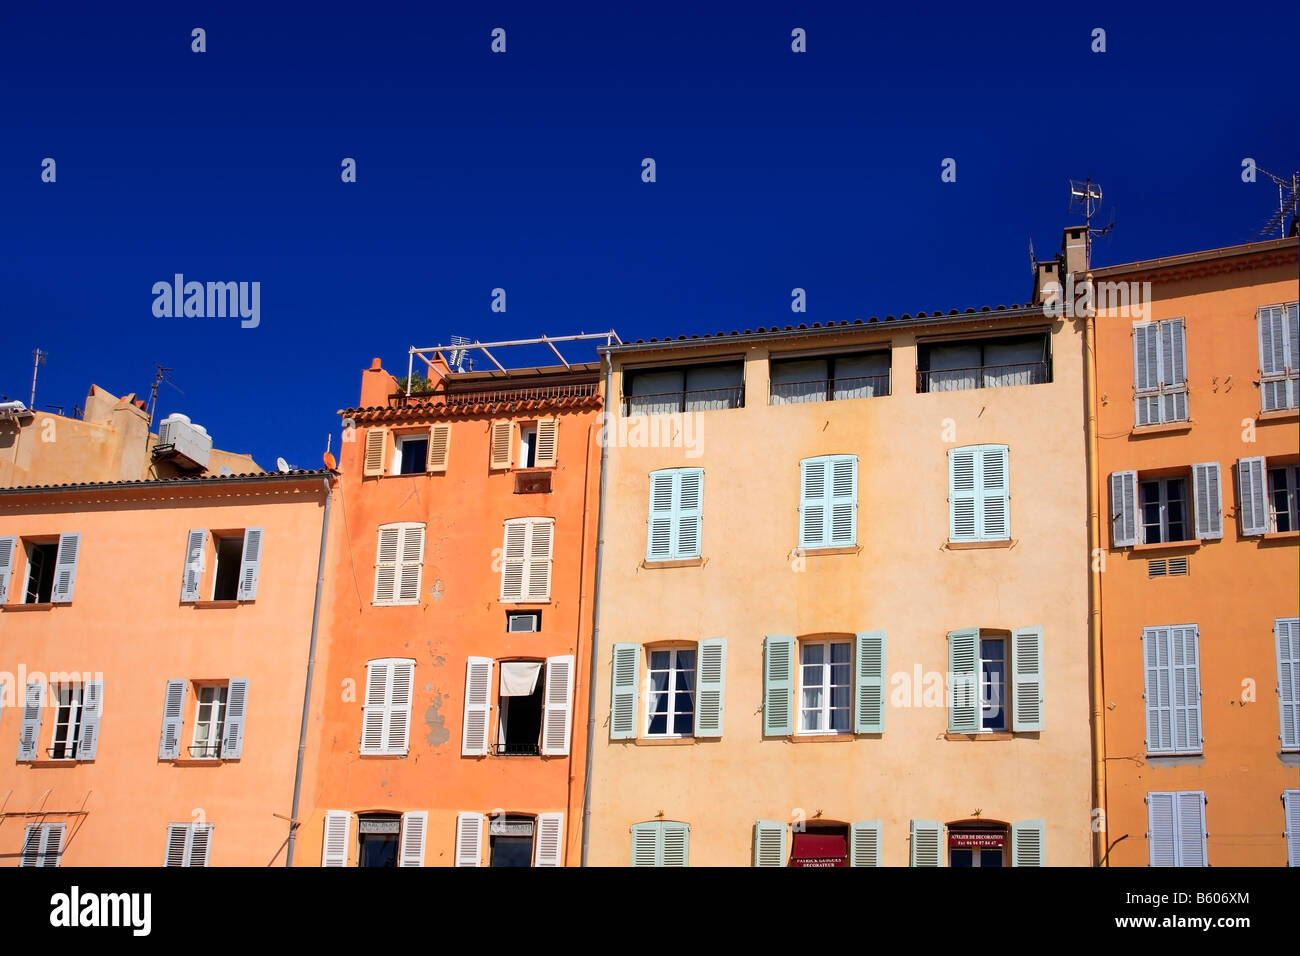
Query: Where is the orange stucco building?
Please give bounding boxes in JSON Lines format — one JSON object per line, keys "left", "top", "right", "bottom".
{"left": 294, "top": 348, "right": 603, "bottom": 866}
{"left": 0, "top": 469, "right": 334, "bottom": 866}
{"left": 1091, "top": 236, "right": 1299, "bottom": 866}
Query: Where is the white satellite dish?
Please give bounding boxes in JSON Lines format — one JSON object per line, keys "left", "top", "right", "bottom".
{"left": 276, "top": 456, "right": 291, "bottom": 473}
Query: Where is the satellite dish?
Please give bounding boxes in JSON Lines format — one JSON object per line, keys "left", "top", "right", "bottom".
{"left": 276, "top": 456, "right": 291, "bottom": 473}
{"left": 323, "top": 451, "right": 337, "bottom": 470}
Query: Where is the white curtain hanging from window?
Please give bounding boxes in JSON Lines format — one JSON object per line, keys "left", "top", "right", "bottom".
{"left": 499, "top": 661, "right": 542, "bottom": 697}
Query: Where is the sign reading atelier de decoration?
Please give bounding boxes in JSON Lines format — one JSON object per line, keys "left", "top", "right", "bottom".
{"left": 948, "top": 831, "right": 1005, "bottom": 849}
{"left": 358, "top": 820, "right": 400, "bottom": 835}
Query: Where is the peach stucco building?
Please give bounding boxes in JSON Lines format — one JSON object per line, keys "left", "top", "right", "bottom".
{"left": 584, "top": 295, "right": 1094, "bottom": 865}
{"left": 294, "top": 349, "right": 602, "bottom": 866}
{"left": 1091, "top": 236, "right": 1299, "bottom": 866}
{"left": 0, "top": 469, "right": 334, "bottom": 866}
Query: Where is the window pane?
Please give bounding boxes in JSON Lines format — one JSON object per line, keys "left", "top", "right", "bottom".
{"left": 672, "top": 712, "right": 693, "bottom": 735}
{"left": 770, "top": 360, "right": 828, "bottom": 405}
{"left": 832, "top": 354, "right": 889, "bottom": 399}
{"left": 648, "top": 712, "right": 668, "bottom": 735}
{"left": 980, "top": 849, "right": 1004, "bottom": 867}
{"left": 830, "top": 642, "right": 851, "bottom": 664}
{"left": 649, "top": 650, "right": 670, "bottom": 670}
{"left": 950, "top": 848, "right": 974, "bottom": 867}
{"left": 802, "top": 644, "right": 824, "bottom": 666}
{"left": 675, "top": 649, "right": 696, "bottom": 671}
{"left": 830, "top": 707, "right": 849, "bottom": 732}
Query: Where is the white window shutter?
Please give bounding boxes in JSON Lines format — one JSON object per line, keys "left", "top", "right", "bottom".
{"left": 1011, "top": 626, "right": 1044, "bottom": 732}
{"left": 676, "top": 469, "right": 703, "bottom": 558}
{"left": 18, "top": 681, "right": 44, "bottom": 761}
{"left": 361, "top": 659, "right": 391, "bottom": 754}
{"left": 455, "top": 812, "right": 484, "bottom": 866}
{"left": 752, "top": 820, "right": 786, "bottom": 867}
{"left": 1143, "top": 627, "right": 1173, "bottom": 753}
{"left": 534, "top": 812, "right": 564, "bottom": 867}
{"left": 189, "top": 824, "right": 212, "bottom": 867}
{"left": 909, "top": 820, "right": 943, "bottom": 866}
{"left": 19, "top": 825, "right": 42, "bottom": 867}
{"left": 800, "top": 458, "right": 827, "bottom": 548}
{"left": 427, "top": 423, "right": 451, "bottom": 472}
{"left": 399, "top": 811, "right": 428, "bottom": 866}
{"left": 1191, "top": 463, "right": 1222, "bottom": 540}
{"left": 159, "top": 679, "right": 186, "bottom": 759}
{"left": 849, "top": 820, "right": 882, "bottom": 867}
{"left": 51, "top": 531, "right": 81, "bottom": 603}
{"left": 1284, "top": 790, "right": 1300, "bottom": 867}
{"left": 1109, "top": 470, "right": 1139, "bottom": 547}
{"left": 373, "top": 525, "right": 400, "bottom": 604}
{"left": 363, "top": 428, "right": 388, "bottom": 476}
{"left": 78, "top": 680, "right": 105, "bottom": 760}
{"left": 948, "top": 448, "right": 978, "bottom": 541}
{"left": 490, "top": 420, "right": 513, "bottom": 469}
{"left": 541, "top": 654, "right": 575, "bottom": 755}
{"left": 1276, "top": 618, "right": 1299, "bottom": 751}
{"left": 1172, "top": 626, "right": 1202, "bottom": 754}
{"left": 535, "top": 418, "right": 559, "bottom": 468}
{"left": 1237, "top": 457, "right": 1269, "bottom": 536}
{"left": 322, "top": 811, "right": 352, "bottom": 866}
{"left": 1011, "top": 819, "right": 1045, "bottom": 866}
{"left": 0, "top": 535, "right": 16, "bottom": 603}
{"left": 1177, "top": 791, "right": 1208, "bottom": 866}
{"left": 694, "top": 638, "right": 727, "bottom": 738}
{"left": 397, "top": 525, "right": 424, "bottom": 604}
{"left": 500, "top": 521, "right": 527, "bottom": 601}
{"left": 526, "top": 519, "right": 554, "bottom": 601}
{"left": 609, "top": 643, "right": 640, "bottom": 740}
{"left": 387, "top": 661, "right": 414, "bottom": 754}
{"left": 236, "top": 527, "right": 263, "bottom": 600}
{"left": 646, "top": 471, "right": 675, "bottom": 560}
{"left": 164, "top": 824, "right": 190, "bottom": 866}
{"left": 222, "top": 678, "right": 249, "bottom": 758}
{"left": 461, "top": 657, "right": 493, "bottom": 756}
{"left": 40, "top": 823, "right": 65, "bottom": 866}
{"left": 181, "top": 529, "right": 206, "bottom": 602}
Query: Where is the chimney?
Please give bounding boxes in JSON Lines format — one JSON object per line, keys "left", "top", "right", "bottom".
{"left": 1033, "top": 258, "right": 1063, "bottom": 305}
{"left": 1062, "top": 225, "right": 1089, "bottom": 275}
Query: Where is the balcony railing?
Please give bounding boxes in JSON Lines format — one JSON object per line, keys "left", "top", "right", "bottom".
{"left": 495, "top": 740, "right": 540, "bottom": 756}
{"left": 917, "top": 361, "right": 1049, "bottom": 393}
{"left": 188, "top": 742, "right": 222, "bottom": 759}
{"left": 624, "top": 385, "right": 745, "bottom": 417}
{"left": 769, "top": 373, "right": 891, "bottom": 405}
{"left": 444, "top": 381, "right": 599, "bottom": 406}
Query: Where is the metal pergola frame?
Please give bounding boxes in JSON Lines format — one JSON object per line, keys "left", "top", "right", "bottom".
{"left": 406, "top": 331, "right": 621, "bottom": 395}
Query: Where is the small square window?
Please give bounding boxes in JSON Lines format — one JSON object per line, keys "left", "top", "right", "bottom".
{"left": 506, "top": 611, "right": 541, "bottom": 633}
{"left": 191, "top": 684, "right": 228, "bottom": 759}
{"left": 23, "top": 541, "right": 58, "bottom": 604}
{"left": 394, "top": 435, "right": 429, "bottom": 475}
{"left": 1140, "top": 477, "right": 1188, "bottom": 544}
{"left": 1268, "top": 465, "right": 1299, "bottom": 533}
{"left": 490, "top": 816, "right": 535, "bottom": 867}
{"left": 798, "top": 640, "right": 851, "bottom": 735}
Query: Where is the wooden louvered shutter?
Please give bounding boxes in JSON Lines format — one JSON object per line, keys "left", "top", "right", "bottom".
{"left": 51, "top": 532, "right": 81, "bottom": 603}
{"left": 500, "top": 521, "right": 526, "bottom": 601}
{"left": 1191, "top": 462, "right": 1222, "bottom": 540}
{"left": 534, "top": 418, "right": 559, "bottom": 468}
{"left": 676, "top": 469, "right": 703, "bottom": 558}
{"left": 387, "top": 661, "right": 413, "bottom": 754}
{"left": 322, "top": 811, "right": 352, "bottom": 866}
{"left": 525, "top": 519, "right": 554, "bottom": 601}
{"left": 1159, "top": 318, "right": 1189, "bottom": 422}
{"left": 909, "top": 820, "right": 942, "bottom": 867}
{"left": 646, "top": 471, "right": 675, "bottom": 560}
{"left": 533, "top": 812, "right": 564, "bottom": 867}
{"left": 373, "top": 525, "right": 400, "bottom": 604}
{"left": 397, "top": 525, "right": 424, "bottom": 603}
{"left": 849, "top": 821, "right": 882, "bottom": 867}
{"left": 1011, "top": 820, "right": 1045, "bottom": 866}
{"left": 159, "top": 679, "right": 186, "bottom": 759}
{"left": 1171, "top": 626, "right": 1202, "bottom": 754}
{"left": 762, "top": 635, "right": 794, "bottom": 736}
{"left": 40, "top": 824, "right": 65, "bottom": 866}
{"left": 1133, "top": 322, "right": 1161, "bottom": 425}
{"left": 752, "top": 820, "right": 787, "bottom": 867}
{"left": 19, "top": 825, "right": 42, "bottom": 867}
{"left": 363, "top": 428, "right": 388, "bottom": 476}
{"left": 236, "top": 527, "right": 263, "bottom": 600}
{"left": 800, "top": 457, "right": 828, "bottom": 548}
{"left": 78, "top": 680, "right": 105, "bottom": 759}
{"left": 181, "top": 529, "right": 206, "bottom": 602}
{"left": 949, "top": 448, "right": 978, "bottom": 541}
{"left": 980, "top": 446, "right": 1010, "bottom": 540}
{"left": 1143, "top": 627, "right": 1173, "bottom": 753}
{"left": 399, "top": 811, "right": 428, "bottom": 867}
{"left": 427, "top": 423, "right": 451, "bottom": 472}
{"left": 609, "top": 643, "right": 639, "bottom": 740}
{"left": 541, "top": 654, "right": 574, "bottom": 755}
{"left": 1110, "top": 470, "right": 1139, "bottom": 547}
{"left": 947, "top": 628, "right": 979, "bottom": 733}
{"left": 1277, "top": 618, "right": 1300, "bottom": 751}
{"left": 1237, "top": 457, "right": 1269, "bottom": 536}
{"left": 490, "top": 420, "right": 513, "bottom": 469}
{"left": 455, "top": 812, "right": 484, "bottom": 866}
{"left": 829, "top": 455, "right": 857, "bottom": 545}
{"left": 361, "top": 660, "right": 390, "bottom": 754}
{"left": 461, "top": 657, "right": 493, "bottom": 756}
{"left": 1011, "top": 626, "right": 1044, "bottom": 732}
{"left": 854, "top": 631, "right": 886, "bottom": 733}
{"left": 694, "top": 638, "right": 727, "bottom": 738}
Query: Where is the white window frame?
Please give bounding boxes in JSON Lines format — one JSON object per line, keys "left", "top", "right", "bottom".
{"left": 192, "top": 683, "right": 229, "bottom": 759}
{"left": 22, "top": 539, "right": 58, "bottom": 605}
{"left": 978, "top": 634, "right": 1010, "bottom": 732}
{"left": 644, "top": 645, "right": 697, "bottom": 739}
{"left": 797, "top": 639, "right": 852, "bottom": 736}
{"left": 518, "top": 424, "right": 538, "bottom": 469}
{"left": 1268, "top": 465, "right": 1299, "bottom": 533}
{"left": 392, "top": 432, "right": 430, "bottom": 475}
{"left": 1139, "top": 475, "right": 1190, "bottom": 544}
{"left": 373, "top": 522, "right": 425, "bottom": 606}
{"left": 210, "top": 531, "right": 245, "bottom": 601}
{"left": 51, "top": 683, "right": 83, "bottom": 760}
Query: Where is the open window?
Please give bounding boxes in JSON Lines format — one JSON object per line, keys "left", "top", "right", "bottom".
{"left": 917, "top": 331, "right": 1050, "bottom": 393}
{"left": 1109, "top": 464, "right": 1223, "bottom": 546}
{"left": 624, "top": 361, "right": 745, "bottom": 415}
{"left": 23, "top": 541, "right": 57, "bottom": 604}
{"left": 490, "top": 815, "right": 535, "bottom": 867}
{"left": 394, "top": 433, "right": 429, "bottom": 475}
{"left": 191, "top": 684, "right": 228, "bottom": 758}
{"left": 180, "top": 527, "right": 262, "bottom": 603}
{"left": 17, "top": 678, "right": 103, "bottom": 762}
{"left": 50, "top": 684, "right": 85, "bottom": 759}
{"left": 157, "top": 678, "right": 249, "bottom": 761}
{"left": 0, "top": 532, "right": 80, "bottom": 606}
{"left": 497, "top": 660, "right": 544, "bottom": 755}
{"left": 770, "top": 351, "right": 890, "bottom": 405}
{"left": 357, "top": 814, "right": 401, "bottom": 867}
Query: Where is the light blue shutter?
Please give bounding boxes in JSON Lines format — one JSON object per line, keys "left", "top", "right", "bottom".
{"left": 910, "top": 820, "right": 942, "bottom": 866}
{"left": 947, "top": 628, "right": 979, "bottom": 733}
{"left": 800, "top": 458, "right": 828, "bottom": 548}
{"left": 1171, "top": 626, "right": 1201, "bottom": 754}
{"left": 1284, "top": 791, "right": 1300, "bottom": 866}
{"left": 51, "top": 532, "right": 81, "bottom": 603}
{"left": 675, "top": 469, "right": 703, "bottom": 558}
{"left": 763, "top": 635, "right": 795, "bottom": 736}
{"left": 1159, "top": 318, "right": 1189, "bottom": 421}
{"left": 1011, "top": 820, "right": 1045, "bottom": 866}
{"left": 662, "top": 822, "right": 689, "bottom": 866}
{"left": 1176, "top": 790, "right": 1207, "bottom": 866}
{"left": 1110, "top": 470, "right": 1139, "bottom": 547}
{"left": 753, "top": 820, "right": 786, "bottom": 866}
{"left": 610, "top": 643, "right": 639, "bottom": 739}
{"left": 1011, "top": 627, "right": 1043, "bottom": 732}
{"left": 181, "top": 529, "right": 205, "bottom": 602}
{"left": 78, "top": 680, "right": 105, "bottom": 759}
{"left": 222, "top": 678, "right": 249, "bottom": 758}
{"left": 159, "top": 679, "right": 187, "bottom": 759}
{"left": 237, "top": 527, "right": 263, "bottom": 600}
{"left": 0, "top": 535, "right": 16, "bottom": 604}
{"left": 1191, "top": 463, "right": 1222, "bottom": 540}
{"left": 630, "top": 822, "right": 660, "bottom": 866}
{"left": 1143, "top": 627, "right": 1172, "bottom": 753}
{"left": 1133, "top": 323, "right": 1160, "bottom": 426}
{"left": 979, "top": 446, "right": 1010, "bottom": 540}
{"left": 829, "top": 455, "right": 858, "bottom": 545}
{"left": 694, "top": 638, "right": 726, "bottom": 738}
{"left": 1277, "top": 618, "right": 1300, "bottom": 751}
{"left": 849, "top": 821, "right": 882, "bottom": 866}
{"left": 1237, "top": 457, "right": 1268, "bottom": 536}
{"left": 646, "top": 472, "right": 675, "bottom": 560}
{"left": 17, "top": 681, "right": 44, "bottom": 760}
{"left": 854, "top": 631, "right": 886, "bottom": 733}
{"left": 948, "top": 448, "right": 978, "bottom": 541}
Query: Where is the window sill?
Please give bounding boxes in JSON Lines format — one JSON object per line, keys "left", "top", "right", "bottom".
{"left": 796, "top": 545, "right": 861, "bottom": 557}
{"left": 170, "top": 758, "right": 230, "bottom": 766}
{"left": 26, "top": 758, "right": 86, "bottom": 767}
{"left": 1, "top": 602, "right": 56, "bottom": 612}
{"left": 944, "top": 732, "right": 1014, "bottom": 741}
{"left": 792, "top": 733, "right": 855, "bottom": 743}
{"left": 1257, "top": 408, "right": 1299, "bottom": 422}
{"left": 945, "top": 539, "right": 1015, "bottom": 551}
{"left": 358, "top": 751, "right": 408, "bottom": 759}
{"left": 1145, "top": 751, "right": 1203, "bottom": 759}
{"left": 1130, "top": 421, "right": 1192, "bottom": 436}
{"left": 1132, "top": 540, "right": 1201, "bottom": 553}
{"left": 1263, "top": 531, "right": 1299, "bottom": 541}
{"left": 371, "top": 600, "right": 422, "bottom": 608}
{"left": 634, "top": 737, "right": 697, "bottom": 746}
{"left": 641, "top": 557, "right": 705, "bottom": 569}
{"left": 191, "top": 600, "right": 241, "bottom": 609}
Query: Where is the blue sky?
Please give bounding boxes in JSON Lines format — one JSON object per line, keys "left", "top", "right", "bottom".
{"left": 2, "top": 3, "right": 1296, "bottom": 470}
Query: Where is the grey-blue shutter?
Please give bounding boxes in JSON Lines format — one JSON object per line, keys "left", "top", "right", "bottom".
{"left": 1237, "top": 457, "right": 1268, "bottom": 536}
{"left": 18, "top": 681, "right": 44, "bottom": 760}
{"left": 237, "top": 528, "right": 263, "bottom": 600}
{"left": 181, "top": 529, "right": 206, "bottom": 602}
{"left": 222, "top": 678, "right": 249, "bottom": 758}
{"left": 0, "top": 535, "right": 16, "bottom": 604}
{"left": 78, "top": 680, "right": 105, "bottom": 759}
{"left": 947, "top": 629, "right": 979, "bottom": 733}
{"left": 1191, "top": 463, "right": 1222, "bottom": 540}
{"left": 51, "top": 532, "right": 81, "bottom": 603}
{"left": 159, "top": 679, "right": 187, "bottom": 759}
{"left": 1110, "top": 471, "right": 1139, "bottom": 547}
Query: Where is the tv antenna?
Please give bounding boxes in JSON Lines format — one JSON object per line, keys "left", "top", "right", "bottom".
{"left": 448, "top": 334, "right": 471, "bottom": 371}
{"left": 1028, "top": 237, "right": 1038, "bottom": 277}
{"left": 1250, "top": 166, "right": 1299, "bottom": 240}
{"left": 1068, "top": 178, "right": 1115, "bottom": 269}
{"left": 30, "top": 348, "right": 47, "bottom": 409}
{"left": 148, "top": 363, "right": 183, "bottom": 427}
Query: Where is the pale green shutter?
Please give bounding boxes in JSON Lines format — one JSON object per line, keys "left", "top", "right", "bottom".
{"left": 949, "top": 448, "right": 978, "bottom": 541}
{"left": 1011, "top": 819, "right": 1045, "bottom": 866}
{"left": 854, "top": 631, "right": 886, "bottom": 733}
{"left": 630, "top": 822, "right": 660, "bottom": 866}
{"left": 763, "top": 635, "right": 795, "bottom": 736}
{"left": 799, "top": 458, "right": 827, "bottom": 548}
{"left": 610, "top": 643, "right": 639, "bottom": 739}
{"left": 829, "top": 455, "right": 858, "bottom": 545}
{"left": 979, "top": 445, "right": 1010, "bottom": 540}
{"left": 849, "top": 820, "right": 882, "bottom": 866}
{"left": 948, "top": 628, "right": 979, "bottom": 733}
{"left": 647, "top": 471, "right": 675, "bottom": 560}
{"left": 675, "top": 469, "right": 704, "bottom": 558}
{"left": 1011, "top": 627, "right": 1043, "bottom": 731}
{"left": 910, "top": 820, "right": 943, "bottom": 866}
{"left": 662, "top": 822, "right": 689, "bottom": 866}
{"left": 753, "top": 820, "right": 787, "bottom": 866}
{"left": 694, "top": 638, "right": 726, "bottom": 738}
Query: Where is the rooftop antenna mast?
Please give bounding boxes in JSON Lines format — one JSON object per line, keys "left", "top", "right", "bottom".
{"left": 447, "top": 334, "right": 471, "bottom": 371}
{"left": 30, "top": 348, "right": 47, "bottom": 409}
{"left": 147, "top": 363, "right": 183, "bottom": 427}
{"left": 1068, "top": 178, "right": 1114, "bottom": 269}
{"left": 1251, "top": 166, "right": 1299, "bottom": 240}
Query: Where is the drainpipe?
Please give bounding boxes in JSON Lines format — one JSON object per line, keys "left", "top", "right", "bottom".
{"left": 1083, "top": 280, "right": 1108, "bottom": 867}
{"left": 286, "top": 476, "right": 333, "bottom": 867}
{"left": 580, "top": 352, "right": 613, "bottom": 867}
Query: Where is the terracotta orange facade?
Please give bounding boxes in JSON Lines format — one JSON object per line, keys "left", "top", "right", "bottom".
{"left": 1092, "top": 236, "right": 1299, "bottom": 866}
{"left": 294, "top": 356, "right": 602, "bottom": 866}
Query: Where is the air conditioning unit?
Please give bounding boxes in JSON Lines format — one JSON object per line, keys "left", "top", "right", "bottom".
{"left": 507, "top": 612, "right": 540, "bottom": 633}
{"left": 157, "top": 413, "right": 213, "bottom": 470}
